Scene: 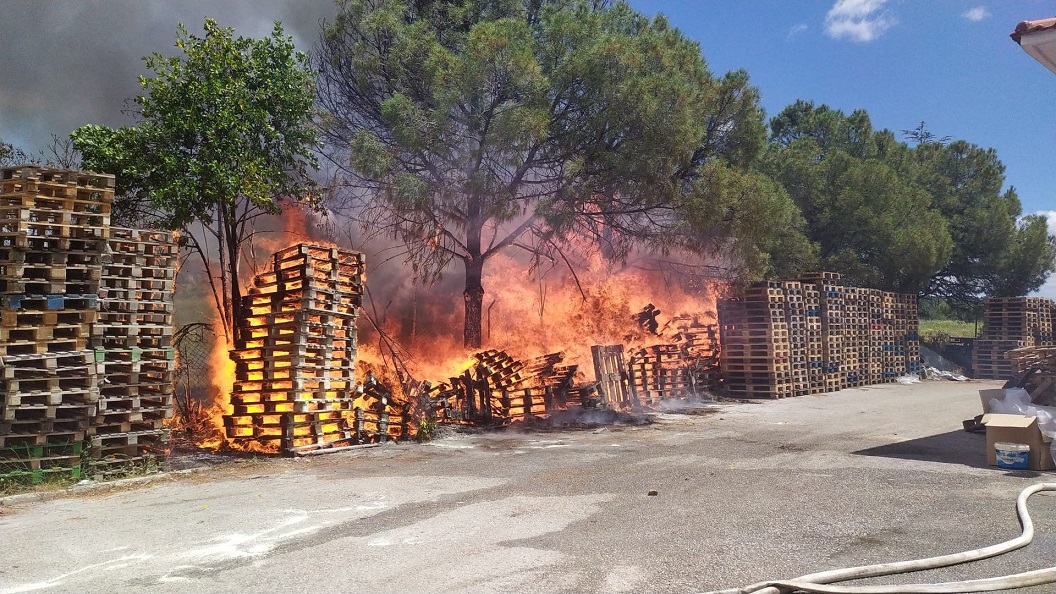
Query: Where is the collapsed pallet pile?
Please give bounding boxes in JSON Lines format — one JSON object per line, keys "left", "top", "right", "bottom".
{"left": 425, "top": 349, "right": 579, "bottom": 424}
{"left": 224, "top": 244, "right": 404, "bottom": 453}
{"left": 589, "top": 314, "right": 719, "bottom": 409}
{"left": 718, "top": 272, "right": 920, "bottom": 399}
{"left": 0, "top": 166, "right": 176, "bottom": 482}
{"left": 630, "top": 319, "right": 720, "bottom": 403}
{"left": 972, "top": 297, "right": 1055, "bottom": 380}
{"left": 1005, "top": 346, "right": 1056, "bottom": 406}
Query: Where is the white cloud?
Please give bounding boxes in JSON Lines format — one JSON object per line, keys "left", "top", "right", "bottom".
{"left": 962, "top": 7, "right": 991, "bottom": 22}
{"left": 1042, "top": 210, "right": 1056, "bottom": 235}
{"left": 788, "top": 23, "right": 809, "bottom": 39}
{"left": 825, "top": 0, "right": 896, "bottom": 42}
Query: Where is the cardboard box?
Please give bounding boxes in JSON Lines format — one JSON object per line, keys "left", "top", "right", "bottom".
{"left": 979, "top": 388, "right": 1006, "bottom": 414}
{"left": 981, "top": 413, "right": 1055, "bottom": 471}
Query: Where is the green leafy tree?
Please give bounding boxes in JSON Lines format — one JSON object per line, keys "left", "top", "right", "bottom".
{"left": 762, "top": 102, "right": 954, "bottom": 292}
{"left": 763, "top": 101, "right": 1055, "bottom": 306}
{"left": 911, "top": 140, "right": 1055, "bottom": 310}
{"left": 901, "top": 121, "right": 951, "bottom": 146}
{"left": 317, "top": 0, "right": 800, "bottom": 348}
{"left": 73, "top": 19, "right": 319, "bottom": 342}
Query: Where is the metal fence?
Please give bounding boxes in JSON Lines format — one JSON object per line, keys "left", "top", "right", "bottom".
{"left": 173, "top": 323, "right": 216, "bottom": 416}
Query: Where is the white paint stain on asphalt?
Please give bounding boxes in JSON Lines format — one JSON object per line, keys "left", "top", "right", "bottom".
{"left": 0, "top": 554, "right": 153, "bottom": 593}
{"left": 178, "top": 512, "right": 321, "bottom": 561}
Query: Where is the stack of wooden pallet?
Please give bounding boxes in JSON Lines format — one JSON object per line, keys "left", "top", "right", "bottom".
{"left": 224, "top": 244, "right": 402, "bottom": 453}
{"left": 842, "top": 287, "right": 866, "bottom": 387}
{"left": 879, "top": 292, "right": 901, "bottom": 382}
{"left": 717, "top": 275, "right": 920, "bottom": 398}
{"left": 863, "top": 289, "right": 883, "bottom": 384}
{"left": 898, "top": 294, "right": 922, "bottom": 376}
{"left": 0, "top": 166, "right": 112, "bottom": 482}
{"left": 0, "top": 351, "right": 97, "bottom": 483}
{"left": 781, "top": 281, "right": 808, "bottom": 396}
{"left": 427, "top": 349, "right": 576, "bottom": 423}
{"left": 91, "top": 227, "right": 177, "bottom": 475}
{"left": 667, "top": 314, "right": 721, "bottom": 394}
{"left": 627, "top": 344, "right": 690, "bottom": 404}
{"left": 806, "top": 273, "right": 846, "bottom": 393}
{"left": 802, "top": 282, "right": 824, "bottom": 393}
{"left": 973, "top": 297, "right": 1055, "bottom": 380}
{"left": 718, "top": 284, "right": 794, "bottom": 399}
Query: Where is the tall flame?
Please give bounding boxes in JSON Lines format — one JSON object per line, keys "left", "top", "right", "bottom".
{"left": 194, "top": 204, "right": 723, "bottom": 451}
{"left": 367, "top": 249, "right": 720, "bottom": 384}
{"left": 204, "top": 319, "right": 235, "bottom": 449}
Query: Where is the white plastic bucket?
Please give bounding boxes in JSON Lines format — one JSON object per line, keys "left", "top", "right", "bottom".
{"left": 995, "top": 442, "right": 1030, "bottom": 470}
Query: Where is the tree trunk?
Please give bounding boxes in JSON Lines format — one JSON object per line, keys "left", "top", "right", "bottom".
{"left": 225, "top": 212, "right": 242, "bottom": 347}
{"left": 464, "top": 193, "right": 485, "bottom": 350}
{"left": 216, "top": 202, "right": 233, "bottom": 345}
{"left": 463, "top": 256, "right": 484, "bottom": 349}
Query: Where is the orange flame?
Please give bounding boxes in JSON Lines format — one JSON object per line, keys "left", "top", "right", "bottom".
{"left": 370, "top": 249, "right": 720, "bottom": 384}
{"left": 197, "top": 203, "right": 723, "bottom": 450}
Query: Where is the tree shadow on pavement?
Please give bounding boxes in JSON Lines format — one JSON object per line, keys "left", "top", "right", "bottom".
{"left": 853, "top": 429, "right": 992, "bottom": 469}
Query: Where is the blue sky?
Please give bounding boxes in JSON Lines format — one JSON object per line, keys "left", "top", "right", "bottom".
{"left": 628, "top": 0, "right": 1056, "bottom": 297}
{"left": 1, "top": 0, "right": 1053, "bottom": 297}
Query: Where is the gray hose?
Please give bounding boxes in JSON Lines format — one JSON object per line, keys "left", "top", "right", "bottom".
{"left": 702, "top": 482, "right": 1056, "bottom": 594}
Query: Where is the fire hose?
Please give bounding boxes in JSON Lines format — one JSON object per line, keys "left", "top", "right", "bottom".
{"left": 702, "top": 482, "right": 1056, "bottom": 594}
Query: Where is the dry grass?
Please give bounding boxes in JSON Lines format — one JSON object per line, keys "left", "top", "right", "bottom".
{"left": 167, "top": 398, "right": 226, "bottom": 449}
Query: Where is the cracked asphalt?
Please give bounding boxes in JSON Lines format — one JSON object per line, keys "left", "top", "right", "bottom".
{"left": 4, "top": 379, "right": 1056, "bottom": 594}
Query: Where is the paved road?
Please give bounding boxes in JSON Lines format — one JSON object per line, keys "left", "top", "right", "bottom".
{"left": 4, "top": 379, "right": 1056, "bottom": 594}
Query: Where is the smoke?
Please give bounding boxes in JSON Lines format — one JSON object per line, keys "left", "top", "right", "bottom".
{"left": 0, "top": 0, "right": 336, "bottom": 152}
{"left": 1, "top": 1, "right": 732, "bottom": 388}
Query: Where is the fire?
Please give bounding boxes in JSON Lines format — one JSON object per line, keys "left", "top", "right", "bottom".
{"left": 191, "top": 200, "right": 724, "bottom": 452}
{"left": 370, "top": 249, "right": 721, "bottom": 384}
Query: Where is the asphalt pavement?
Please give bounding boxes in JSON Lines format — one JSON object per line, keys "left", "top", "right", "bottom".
{"left": 4, "top": 378, "right": 1056, "bottom": 594}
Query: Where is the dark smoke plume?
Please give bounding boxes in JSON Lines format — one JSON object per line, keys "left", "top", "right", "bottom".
{"left": 0, "top": 0, "right": 336, "bottom": 152}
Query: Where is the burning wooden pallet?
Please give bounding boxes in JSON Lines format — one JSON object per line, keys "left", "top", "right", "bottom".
{"left": 665, "top": 313, "right": 720, "bottom": 392}
{"left": 591, "top": 312, "right": 720, "bottom": 410}
{"left": 591, "top": 345, "right": 635, "bottom": 409}
{"left": 225, "top": 244, "right": 404, "bottom": 453}
{"left": 627, "top": 344, "right": 695, "bottom": 404}
{"left": 425, "top": 349, "right": 578, "bottom": 424}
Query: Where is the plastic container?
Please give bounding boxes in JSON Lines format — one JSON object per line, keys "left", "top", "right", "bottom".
{"left": 995, "top": 442, "right": 1030, "bottom": 470}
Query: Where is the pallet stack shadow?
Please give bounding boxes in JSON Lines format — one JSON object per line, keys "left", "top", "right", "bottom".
{"left": 972, "top": 297, "right": 1055, "bottom": 380}
{"left": 92, "top": 228, "right": 177, "bottom": 475}
{"left": 224, "top": 244, "right": 404, "bottom": 454}
{"left": 0, "top": 166, "right": 110, "bottom": 482}
{"left": 718, "top": 272, "right": 920, "bottom": 399}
